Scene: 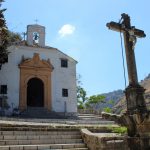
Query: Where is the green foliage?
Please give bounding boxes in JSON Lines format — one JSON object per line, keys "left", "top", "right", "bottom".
{"left": 110, "top": 127, "right": 127, "bottom": 134}
{"left": 7, "top": 31, "right": 22, "bottom": 44}
{"left": 0, "top": 1, "right": 22, "bottom": 66}
{"left": 77, "top": 86, "right": 88, "bottom": 109}
{"left": 108, "top": 99, "right": 115, "bottom": 105}
{"left": 76, "top": 75, "right": 106, "bottom": 110}
{"left": 77, "top": 74, "right": 88, "bottom": 109}
{"left": 103, "top": 107, "right": 112, "bottom": 113}
{"left": 77, "top": 100, "right": 85, "bottom": 109}
{"left": 85, "top": 94, "right": 105, "bottom": 109}
{"left": 88, "top": 95, "right": 105, "bottom": 104}
{"left": 0, "top": 0, "right": 9, "bottom": 65}
{"left": 77, "top": 86, "right": 88, "bottom": 103}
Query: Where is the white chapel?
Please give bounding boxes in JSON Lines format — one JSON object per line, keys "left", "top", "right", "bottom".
{"left": 0, "top": 24, "right": 77, "bottom": 117}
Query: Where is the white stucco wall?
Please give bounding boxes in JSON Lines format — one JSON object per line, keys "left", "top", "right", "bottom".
{"left": 0, "top": 45, "right": 77, "bottom": 113}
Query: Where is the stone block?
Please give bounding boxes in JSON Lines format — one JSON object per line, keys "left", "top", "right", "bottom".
{"left": 50, "top": 144, "right": 62, "bottom": 149}
{"left": 74, "top": 144, "right": 85, "bottom": 148}
{"left": 28, "top": 135, "right": 39, "bottom": 140}
{"left": 14, "top": 131, "right": 26, "bottom": 135}
{"left": 16, "top": 136, "right": 27, "bottom": 140}
{"left": 37, "top": 145, "right": 50, "bottom": 150}
{"left": 10, "top": 146, "right": 24, "bottom": 150}
{"left": 23, "top": 145, "right": 37, "bottom": 150}
{"left": 0, "top": 136, "right": 4, "bottom": 140}
{"left": 6, "top": 140, "right": 18, "bottom": 145}
{"left": 2, "top": 131, "right": 14, "bottom": 135}
{"left": 18, "top": 140, "right": 30, "bottom": 145}
{"left": 4, "top": 136, "right": 15, "bottom": 140}
{"left": 62, "top": 144, "right": 74, "bottom": 149}
{"left": 0, "top": 147, "right": 9, "bottom": 150}
{"left": 0, "top": 141, "right": 5, "bottom": 145}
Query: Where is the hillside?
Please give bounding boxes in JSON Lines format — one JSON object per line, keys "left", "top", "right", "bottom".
{"left": 94, "top": 90, "right": 124, "bottom": 110}
{"left": 113, "top": 74, "right": 150, "bottom": 114}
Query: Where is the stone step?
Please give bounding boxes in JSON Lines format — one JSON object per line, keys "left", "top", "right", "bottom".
{"left": 0, "top": 131, "right": 80, "bottom": 135}
{"left": 0, "top": 138, "right": 83, "bottom": 145}
{"left": 0, "top": 116, "right": 115, "bottom": 125}
{"left": 78, "top": 113, "right": 100, "bottom": 116}
{"left": 51, "top": 149, "right": 88, "bottom": 150}
{"left": 43, "top": 148, "right": 88, "bottom": 150}
{"left": 0, "top": 123, "right": 88, "bottom": 150}
{"left": 77, "top": 120, "right": 114, "bottom": 124}
{"left": 0, "top": 135, "right": 81, "bottom": 140}
{"left": 20, "top": 107, "right": 66, "bottom": 119}
{"left": 0, "top": 143, "right": 86, "bottom": 150}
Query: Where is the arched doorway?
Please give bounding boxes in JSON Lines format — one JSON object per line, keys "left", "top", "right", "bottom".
{"left": 27, "top": 78, "right": 44, "bottom": 107}
{"left": 19, "top": 53, "right": 53, "bottom": 111}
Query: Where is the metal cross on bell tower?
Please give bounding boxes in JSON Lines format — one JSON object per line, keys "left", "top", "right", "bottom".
{"left": 107, "top": 13, "right": 147, "bottom": 114}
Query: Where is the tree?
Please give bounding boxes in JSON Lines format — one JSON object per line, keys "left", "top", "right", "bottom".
{"left": 86, "top": 94, "right": 106, "bottom": 109}
{"left": 77, "top": 86, "right": 88, "bottom": 109}
{"left": 0, "top": 0, "right": 9, "bottom": 67}
{"left": 7, "top": 31, "right": 22, "bottom": 44}
{"left": 103, "top": 107, "right": 112, "bottom": 113}
{"left": 77, "top": 86, "right": 88, "bottom": 103}
{"left": 76, "top": 74, "right": 88, "bottom": 109}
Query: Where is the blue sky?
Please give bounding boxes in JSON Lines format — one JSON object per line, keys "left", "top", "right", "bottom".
{"left": 3, "top": 0, "right": 150, "bottom": 96}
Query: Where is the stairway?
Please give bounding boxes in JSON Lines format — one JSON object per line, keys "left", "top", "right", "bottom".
{"left": 0, "top": 129, "right": 88, "bottom": 150}
{"left": 20, "top": 107, "right": 66, "bottom": 119}
{"left": 77, "top": 113, "right": 114, "bottom": 125}
{"left": 78, "top": 113, "right": 102, "bottom": 120}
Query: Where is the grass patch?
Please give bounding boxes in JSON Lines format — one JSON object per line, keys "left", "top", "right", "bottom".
{"left": 109, "top": 126, "right": 127, "bottom": 134}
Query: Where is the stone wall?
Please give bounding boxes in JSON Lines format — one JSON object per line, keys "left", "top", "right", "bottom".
{"left": 81, "top": 129, "right": 129, "bottom": 150}
{"left": 81, "top": 128, "right": 150, "bottom": 150}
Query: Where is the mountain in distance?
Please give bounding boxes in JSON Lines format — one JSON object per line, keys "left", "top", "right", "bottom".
{"left": 94, "top": 89, "right": 124, "bottom": 110}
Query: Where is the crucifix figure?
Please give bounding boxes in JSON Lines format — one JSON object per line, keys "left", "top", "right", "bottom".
{"left": 107, "top": 13, "right": 147, "bottom": 114}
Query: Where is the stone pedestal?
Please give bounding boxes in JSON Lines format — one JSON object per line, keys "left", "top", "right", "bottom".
{"left": 125, "top": 84, "right": 147, "bottom": 114}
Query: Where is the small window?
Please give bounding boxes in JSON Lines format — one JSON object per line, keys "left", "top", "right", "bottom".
{"left": 0, "top": 85, "right": 7, "bottom": 94}
{"left": 62, "top": 89, "right": 68, "bottom": 97}
{"left": 61, "top": 59, "right": 68, "bottom": 68}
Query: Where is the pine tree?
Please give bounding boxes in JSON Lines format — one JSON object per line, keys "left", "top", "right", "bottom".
{"left": 0, "top": 0, "right": 9, "bottom": 68}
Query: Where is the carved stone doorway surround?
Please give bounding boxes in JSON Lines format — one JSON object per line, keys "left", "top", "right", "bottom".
{"left": 19, "top": 53, "right": 53, "bottom": 111}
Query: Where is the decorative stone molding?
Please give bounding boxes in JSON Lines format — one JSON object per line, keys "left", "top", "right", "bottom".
{"left": 19, "top": 53, "right": 53, "bottom": 111}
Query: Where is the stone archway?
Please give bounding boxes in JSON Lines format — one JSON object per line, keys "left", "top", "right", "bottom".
{"left": 27, "top": 77, "right": 44, "bottom": 107}
{"left": 19, "top": 53, "right": 53, "bottom": 111}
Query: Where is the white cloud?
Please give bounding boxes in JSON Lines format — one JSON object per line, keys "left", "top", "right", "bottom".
{"left": 58, "top": 24, "right": 75, "bottom": 37}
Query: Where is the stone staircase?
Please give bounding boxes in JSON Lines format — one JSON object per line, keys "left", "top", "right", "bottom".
{"left": 0, "top": 129, "right": 88, "bottom": 150}
{"left": 77, "top": 113, "right": 114, "bottom": 125}
{"left": 78, "top": 113, "right": 102, "bottom": 120}
{"left": 20, "top": 107, "right": 66, "bottom": 119}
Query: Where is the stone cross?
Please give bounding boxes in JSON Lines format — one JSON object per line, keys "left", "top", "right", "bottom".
{"left": 107, "top": 13, "right": 146, "bottom": 86}
{"left": 107, "top": 13, "right": 147, "bottom": 114}
{"left": 34, "top": 19, "right": 39, "bottom": 24}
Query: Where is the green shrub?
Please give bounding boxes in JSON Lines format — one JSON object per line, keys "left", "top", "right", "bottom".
{"left": 110, "top": 127, "right": 127, "bottom": 134}
{"left": 103, "top": 107, "right": 112, "bottom": 113}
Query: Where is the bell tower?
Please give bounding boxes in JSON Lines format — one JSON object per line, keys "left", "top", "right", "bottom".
{"left": 27, "top": 24, "right": 45, "bottom": 47}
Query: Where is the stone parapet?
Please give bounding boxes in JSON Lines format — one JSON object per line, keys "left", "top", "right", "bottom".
{"left": 81, "top": 129, "right": 129, "bottom": 150}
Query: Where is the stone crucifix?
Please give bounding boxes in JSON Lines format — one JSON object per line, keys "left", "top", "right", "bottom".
{"left": 107, "top": 13, "right": 146, "bottom": 86}
{"left": 107, "top": 13, "right": 147, "bottom": 114}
